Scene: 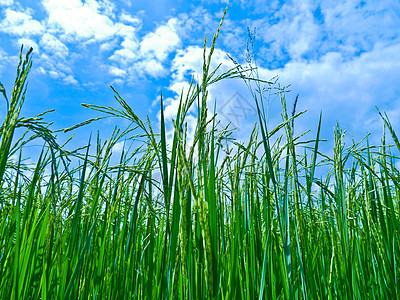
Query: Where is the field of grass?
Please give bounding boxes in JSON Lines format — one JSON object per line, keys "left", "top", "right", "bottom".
{"left": 1, "top": 15, "right": 400, "bottom": 299}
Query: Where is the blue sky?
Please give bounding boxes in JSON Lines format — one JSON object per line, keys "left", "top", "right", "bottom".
{"left": 1, "top": 0, "right": 400, "bottom": 156}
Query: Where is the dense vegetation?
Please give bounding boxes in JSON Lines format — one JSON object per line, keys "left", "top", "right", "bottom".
{"left": 1, "top": 15, "right": 399, "bottom": 299}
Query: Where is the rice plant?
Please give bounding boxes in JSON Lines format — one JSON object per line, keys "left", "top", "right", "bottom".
{"left": 0, "top": 13, "right": 399, "bottom": 299}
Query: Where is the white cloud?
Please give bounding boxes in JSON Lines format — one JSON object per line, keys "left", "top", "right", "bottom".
{"left": 0, "top": 47, "right": 10, "bottom": 74}
{"left": 109, "top": 17, "right": 183, "bottom": 79}
{"left": 63, "top": 74, "right": 78, "bottom": 85}
{"left": 97, "top": 0, "right": 117, "bottom": 18}
{"left": 140, "top": 18, "right": 181, "bottom": 61}
{"left": 121, "top": 0, "right": 132, "bottom": 6}
{"left": 0, "top": 8, "right": 44, "bottom": 36}
{"left": 35, "top": 0, "right": 147, "bottom": 83}
{"left": 42, "top": 0, "right": 141, "bottom": 44}
{"left": 37, "top": 66, "right": 46, "bottom": 74}
{"left": 48, "top": 70, "right": 61, "bottom": 79}
{"left": 255, "top": 1, "right": 320, "bottom": 61}
{"left": 40, "top": 33, "right": 69, "bottom": 58}
{"left": 46, "top": 68, "right": 78, "bottom": 85}
{"left": 16, "top": 38, "right": 39, "bottom": 52}
{"left": 256, "top": 41, "right": 400, "bottom": 142}
{"left": 0, "top": 0, "right": 13, "bottom": 6}
{"left": 253, "top": 0, "right": 400, "bottom": 65}
{"left": 171, "top": 45, "right": 232, "bottom": 90}
{"left": 0, "top": 47, "right": 7, "bottom": 58}
{"left": 120, "top": 12, "right": 141, "bottom": 26}
{"left": 321, "top": 0, "right": 397, "bottom": 45}
{"left": 220, "top": 19, "right": 246, "bottom": 53}
{"left": 112, "top": 141, "right": 125, "bottom": 155}
{"left": 37, "top": 53, "right": 78, "bottom": 85}
{"left": 108, "top": 30, "right": 139, "bottom": 63}
{"left": 171, "top": 46, "right": 204, "bottom": 83}
{"left": 174, "top": 7, "right": 220, "bottom": 44}
{"left": 109, "top": 66, "right": 126, "bottom": 77}
{"left": 134, "top": 59, "right": 165, "bottom": 78}
{"left": 116, "top": 22, "right": 139, "bottom": 39}
{"left": 161, "top": 96, "right": 179, "bottom": 120}
{"left": 160, "top": 45, "right": 256, "bottom": 145}
{"left": 99, "top": 39, "right": 118, "bottom": 52}
{"left": 109, "top": 48, "right": 137, "bottom": 64}
{"left": 42, "top": 0, "right": 118, "bottom": 41}
{"left": 1, "top": 1, "right": 184, "bottom": 82}
{"left": 162, "top": 28, "right": 400, "bottom": 146}
{"left": 121, "top": 38, "right": 139, "bottom": 51}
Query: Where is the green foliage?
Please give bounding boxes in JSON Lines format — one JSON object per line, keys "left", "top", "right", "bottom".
{"left": 1, "top": 15, "right": 400, "bottom": 299}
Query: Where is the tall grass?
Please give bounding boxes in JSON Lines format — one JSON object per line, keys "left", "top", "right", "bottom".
{"left": 1, "top": 15, "right": 400, "bottom": 299}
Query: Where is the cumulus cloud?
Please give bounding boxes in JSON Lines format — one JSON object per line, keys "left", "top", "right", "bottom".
{"left": 109, "top": 36, "right": 140, "bottom": 64}
{"left": 1, "top": 0, "right": 398, "bottom": 148}
{"left": 109, "top": 66, "right": 127, "bottom": 77}
{"left": 160, "top": 45, "right": 256, "bottom": 143}
{"left": 16, "top": 38, "right": 39, "bottom": 52}
{"left": 321, "top": 0, "right": 399, "bottom": 52}
{"left": 97, "top": 0, "right": 117, "bottom": 18}
{"left": 42, "top": 0, "right": 118, "bottom": 42}
{"left": 37, "top": 52, "right": 79, "bottom": 85}
{"left": 171, "top": 45, "right": 232, "bottom": 89}
{"left": 160, "top": 9, "right": 400, "bottom": 145}
{"left": 188, "top": 0, "right": 400, "bottom": 145}
{"left": 112, "top": 141, "right": 125, "bottom": 155}
{"left": 0, "top": 0, "right": 149, "bottom": 85}
{"left": 109, "top": 17, "right": 182, "bottom": 79}
{"left": 140, "top": 18, "right": 181, "bottom": 61}
{"left": 62, "top": 74, "right": 78, "bottom": 85}
{"left": 0, "top": 1, "right": 197, "bottom": 83}
{"left": 256, "top": 41, "right": 400, "bottom": 142}
{"left": 0, "top": 46, "right": 10, "bottom": 74}
{"left": 134, "top": 59, "right": 165, "bottom": 77}
{"left": 0, "top": 5, "right": 77, "bottom": 84}
{"left": 0, "top": 8, "right": 44, "bottom": 36}
{"left": 253, "top": 0, "right": 400, "bottom": 66}
{"left": 120, "top": 11, "right": 141, "bottom": 25}
{"left": 251, "top": 2, "right": 320, "bottom": 65}
{"left": 40, "top": 33, "right": 69, "bottom": 58}
{"left": 109, "top": 48, "right": 137, "bottom": 65}
{"left": 0, "top": 46, "right": 7, "bottom": 59}
{"left": 0, "top": 0, "right": 12, "bottom": 6}
{"left": 45, "top": 67, "right": 78, "bottom": 85}
{"left": 42, "top": 0, "right": 141, "bottom": 44}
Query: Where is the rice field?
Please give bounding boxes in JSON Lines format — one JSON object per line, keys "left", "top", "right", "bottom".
{"left": 1, "top": 15, "right": 399, "bottom": 299}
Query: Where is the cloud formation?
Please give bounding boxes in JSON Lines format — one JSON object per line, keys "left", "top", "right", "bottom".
{"left": 42, "top": 0, "right": 118, "bottom": 41}
{"left": 0, "top": 8, "right": 44, "bottom": 36}
{"left": 109, "top": 17, "right": 181, "bottom": 79}
{"left": 0, "top": 0, "right": 399, "bottom": 148}
{"left": 0, "top": 0, "right": 185, "bottom": 84}
{"left": 0, "top": 0, "right": 13, "bottom": 6}
{"left": 140, "top": 18, "right": 181, "bottom": 61}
